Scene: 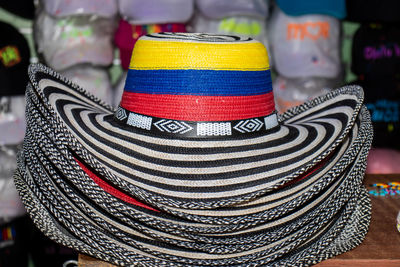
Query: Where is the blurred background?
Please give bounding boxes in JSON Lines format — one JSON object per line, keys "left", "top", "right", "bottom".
{"left": 1, "top": 0, "right": 399, "bottom": 266}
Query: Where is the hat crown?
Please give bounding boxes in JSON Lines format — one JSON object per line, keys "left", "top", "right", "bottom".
{"left": 117, "top": 33, "right": 277, "bottom": 137}
{"left": 129, "top": 33, "right": 270, "bottom": 70}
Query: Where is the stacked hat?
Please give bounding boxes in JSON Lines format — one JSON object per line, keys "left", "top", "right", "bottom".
{"left": 269, "top": 3, "right": 344, "bottom": 113}
{"left": 351, "top": 24, "right": 400, "bottom": 150}
{"left": 269, "top": 6, "right": 341, "bottom": 79}
{"left": 34, "top": 11, "right": 116, "bottom": 71}
{"left": 276, "top": 0, "right": 346, "bottom": 19}
{"left": 0, "top": 21, "right": 31, "bottom": 97}
{"left": 118, "top": 0, "right": 194, "bottom": 25}
{"left": 115, "top": 0, "right": 192, "bottom": 71}
{"left": 273, "top": 76, "right": 337, "bottom": 113}
{"left": 15, "top": 33, "right": 373, "bottom": 266}
{"left": 191, "top": 0, "right": 270, "bottom": 49}
{"left": 41, "top": 0, "right": 118, "bottom": 18}
{"left": 61, "top": 65, "right": 113, "bottom": 104}
{"left": 34, "top": 0, "right": 117, "bottom": 104}
{"left": 115, "top": 20, "right": 187, "bottom": 70}
{"left": 195, "top": 0, "right": 269, "bottom": 19}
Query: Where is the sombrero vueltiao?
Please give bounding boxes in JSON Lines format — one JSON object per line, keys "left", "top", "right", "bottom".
{"left": 15, "top": 33, "right": 373, "bottom": 266}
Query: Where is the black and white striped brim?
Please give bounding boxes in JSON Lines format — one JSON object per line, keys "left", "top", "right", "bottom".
{"left": 23, "top": 85, "right": 372, "bottom": 228}
{"left": 17, "top": 112, "right": 372, "bottom": 264}
{"left": 14, "top": 156, "right": 371, "bottom": 266}
{"left": 21, "top": 104, "right": 370, "bottom": 229}
{"left": 14, "top": 64, "right": 374, "bottom": 266}
{"left": 26, "top": 64, "right": 366, "bottom": 210}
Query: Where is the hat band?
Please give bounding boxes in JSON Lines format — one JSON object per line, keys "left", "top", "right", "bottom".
{"left": 114, "top": 106, "right": 279, "bottom": 138}
{"left": 124, "top": 69, "right": 272, "bottom": 95}
{"left": 120, "top": 69, "right": 275, "bottom": 121}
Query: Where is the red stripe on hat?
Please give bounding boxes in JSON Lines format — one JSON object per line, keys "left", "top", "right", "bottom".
{"left": 2, "top": 228, "right": 6, "bottom": 240}
{"left": 75, "top": 158, "right": 159, "bottom": 212}
{"left": 278, "top": 152, "right": 332, "bottom": 189}
{"left": 120, "top": 92, "right": 276, "bottom": 121}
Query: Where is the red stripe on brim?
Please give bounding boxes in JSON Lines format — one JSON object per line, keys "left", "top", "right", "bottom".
{"left": 278, "top": 152, "right": 332, "bottom": 189}
{"left": 120, "top": 92, "right": 276, "bottom": 121}
{"left": 75, "top": 158, "right": 159, "bottom": 212}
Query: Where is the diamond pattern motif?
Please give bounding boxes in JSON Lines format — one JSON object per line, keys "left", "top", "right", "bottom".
{"left": 154, "top": 120, "right": 193, "bottom": 134}
{"left": 115, "top": 107, "right": 127, "bottom": 121}
{"left": 233, "top": 119, "right": 264, "bottom": 133}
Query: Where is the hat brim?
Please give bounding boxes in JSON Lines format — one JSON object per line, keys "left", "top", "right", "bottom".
{"left": 20, "top": 106, "right": 371, "bottom": 236}
{"left": 23, "top": 86, "right": 372, "bottom": 228}
{"left": 17, "top": 63, "right": 373, "bottom": 265}
{"left": 14, "top": 155, "right": 371, "bottom": 266}
{"left": 27, "top": 64, "right": 365, "bottom": 210}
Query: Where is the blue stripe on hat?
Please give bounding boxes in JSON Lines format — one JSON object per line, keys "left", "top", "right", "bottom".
{"left": 124, "top": 69, "right": 272, "bottom": 96}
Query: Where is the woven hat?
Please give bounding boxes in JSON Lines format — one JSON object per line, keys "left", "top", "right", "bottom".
{"left": 273, "top": 75, "right": 339, "bottom": 113}
{"left": 276, "top": 0, "right": 346, "bottom": 19}
{"left": 195, "top": 0, "right": 269, "bottom": 20}
{"left": 191, "top": 0, "right": 269, "bottom": 50}
{"left": 118, "top": 0, "right": 194, "bottom": 25}
{"left": 114, "top": 19, "right": 186, "bottom": 70}
{"left": 351, "top": 23, "right": 400, "bottom": 80}
{"left": 0, "top": 21, "right": 31, "bottom": 96}
{"left": 190, "top": 13, "right": 270, "bottom": 51}
{"left": 269, "top": 7, "right": 341, "bottom": 78}
{"left": 61, "top": 65, "right": 113, "bottom": 104}
{"left": 41, "top": 0, "right": 118, "bottom": 18}
{"left": 34, "top": 11, "right": 115, "bottom": 71}
{"left": 15, "top": 33, "right": 372, "bottom": 266}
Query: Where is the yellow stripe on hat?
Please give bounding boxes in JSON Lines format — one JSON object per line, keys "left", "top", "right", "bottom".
{"left": 7, "top": 227, "right": 13, "bottom": 240}
{"left": 129, "top": 39, "right": 270, "bottom": 71}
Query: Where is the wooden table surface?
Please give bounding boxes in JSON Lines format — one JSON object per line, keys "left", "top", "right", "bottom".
{"left": 78, "top": 174, "right": 400, "bottom": 267}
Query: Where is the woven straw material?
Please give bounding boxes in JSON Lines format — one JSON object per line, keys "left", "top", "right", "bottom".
{"left": 23, "top": 85, "right": 372, "bottom": 230}
{"left": 16, "top": 115, "right": 371, "bottom": 256}
{"left": 18, "top": 82, "right": 373, "bottom": 265}
{"left": 14, "top": 158, "right": 371, "bottom": 266}
{"left": 20, "top": 102, "right": 371, "bottom": 229}
{"left": 15, "top": 33, "right": 373, "bottom": 266}
{"left": 129, "top": 37, "right": 269, "bottom": 70}
{"left": 19, "top": 131, "right": 370, "bottom": 250}
{"left": 27, "top": 64, "right": 365, "bottom": 211}
{"left": 18, "top": 127, "right": 366, "bottom": 251}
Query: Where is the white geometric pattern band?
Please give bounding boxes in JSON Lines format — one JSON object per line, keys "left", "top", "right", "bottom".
{"left": 114, "top": 106, "right": 279, "bottom": 138}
